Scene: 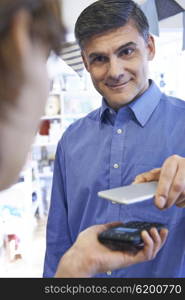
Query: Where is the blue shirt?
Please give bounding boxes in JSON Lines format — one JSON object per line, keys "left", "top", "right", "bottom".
{"left": 43, "top": 80, "right": 185, "bottom": 278}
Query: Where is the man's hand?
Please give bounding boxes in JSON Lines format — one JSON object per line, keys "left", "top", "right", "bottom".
{"left": 134, "top": 155, "right": 185, "bottom": 209}
{"left": 55, "top": 222, "right": 168, "bottom": 278}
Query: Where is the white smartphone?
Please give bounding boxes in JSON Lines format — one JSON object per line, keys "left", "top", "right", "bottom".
{"left": 97, "top": 181, "right": 158, "bottom": 204}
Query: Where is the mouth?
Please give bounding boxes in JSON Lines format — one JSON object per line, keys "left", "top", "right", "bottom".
{"left": 106, "top": 80, "right": 131, "bottom": 90}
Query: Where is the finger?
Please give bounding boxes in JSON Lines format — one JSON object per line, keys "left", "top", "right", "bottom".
{"left": 94, "top": 222, "right": 123, "bottom": 234}
{"left": 139, "top": 230, "right": 154, "bottom": 260}
{"left": 150, "top": 168, "right": 161, "bottom": 175}
{"left": 141, "top": 227, "right": 168, "bottom": 260}
{"left": 166, "top": 166, "right": 185, "bottom": 208}
{"left": 134, "top": 168, "right": 161, "bottom": 184}
{"left": 176, "top": 201, "right": 185, "bottom": 208}
{"left": 148, "top": 228, "right": 168, "bottom": 258}
{"left": 159, "top": 228, "right": 169, "bottom": 246}
{"left": 133, "top": 174, "right": 148, "bottom": 184}
{"left": 155, "top": 156, "right": 178, "bottom": 209}
{"left": 105, "top": 222, "right": 124, "bottom": 228}
{"left": 175, "top": 191, "right": 185, "bottom": 207}
{"left": 148, "top": 228, "right": 161, "bottom": 258}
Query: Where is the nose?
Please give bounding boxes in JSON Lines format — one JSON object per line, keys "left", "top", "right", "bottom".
{"left": 107, "top": 57, "right": 125, "bottom": 81}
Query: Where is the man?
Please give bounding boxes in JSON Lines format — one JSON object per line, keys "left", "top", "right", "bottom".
{"left": 0, "top": 0, "right": 167, "bottom": 278}
{"left": 44, "top": 0, "right": 185, "bottom": 278}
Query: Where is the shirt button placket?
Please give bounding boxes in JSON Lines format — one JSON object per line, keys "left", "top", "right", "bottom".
{"left": 108, "top": 122, "right": 124, "bottom": 222}
{"left": 107, "top": 271, "right": 112, "bottom": 276}
{"left": 117, "top": 128, "right": 123, "bottom": 134}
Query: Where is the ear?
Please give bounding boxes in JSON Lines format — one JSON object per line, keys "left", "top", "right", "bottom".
{"left": 10, "top": 9, "right": 32, "bottom": 58}
{"left": 147, "top": 35, "right": 155, "bottom": 61}
{"left": 82, "top": 51, "right": 90, "bottom": 72}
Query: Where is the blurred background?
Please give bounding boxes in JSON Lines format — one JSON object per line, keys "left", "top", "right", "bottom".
{"left": 0, "top": 0, "right": 184, "bottom": 277}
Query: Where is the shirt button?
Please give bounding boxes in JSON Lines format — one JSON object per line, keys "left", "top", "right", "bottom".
{"left": 117, "top": 129, "right": 123, "bottom": 134}
{"left": 113, "top": 163, "right": 119, "bottom": 169}
{"left": 107, "top": 271, "right": 112, "bottom": 276}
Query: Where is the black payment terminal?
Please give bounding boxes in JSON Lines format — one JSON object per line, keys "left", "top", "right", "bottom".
{"left": 98, "top": 221, "right": 166, "bottom": 251}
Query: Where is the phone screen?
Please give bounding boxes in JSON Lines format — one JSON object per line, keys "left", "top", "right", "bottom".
{"left": 98, "top": 181, "right": 158, "bottom": 204}
{"left": 113, "top": 227, "right": 138, "bottom": 233}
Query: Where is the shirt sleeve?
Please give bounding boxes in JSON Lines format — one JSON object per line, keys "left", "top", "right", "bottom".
{"left": 43, "top": 139, "right": 72, "bottom": 277}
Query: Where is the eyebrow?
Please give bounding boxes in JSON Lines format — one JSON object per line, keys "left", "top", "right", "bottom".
{"left": 116, "top": 42, "right": 137, "bottom": 54}
{"left": 88, "top": 42, "right": 137, "bottom": 60}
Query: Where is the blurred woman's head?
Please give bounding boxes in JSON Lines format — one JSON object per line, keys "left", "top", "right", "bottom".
{"left": 0, "top": 0, "right": 65, "bottom": 190}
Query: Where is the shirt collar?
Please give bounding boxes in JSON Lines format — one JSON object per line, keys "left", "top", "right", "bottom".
{"left": 99, "top": 98, "right": 116, "bottom": 124}
{"left": 100, "top": 98, "right": 112, "bottom": 117}
{"left": 100, "top": 80, "right": 162, "bottom": 127}
{"left": 129, "top": 80, "right": 162, "bottom": 127}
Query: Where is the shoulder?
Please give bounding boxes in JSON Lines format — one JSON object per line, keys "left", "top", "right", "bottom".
{"left": 161, "top": 93, "right": 185, "bottom": 110}
{"left": 67, "top": 107, "right": 100, "bottom": 131}
{"left": 58, "top": 107, "right": 101, "bottom": 143}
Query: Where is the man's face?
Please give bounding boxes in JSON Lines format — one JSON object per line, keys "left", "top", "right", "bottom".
{"left": 82, "top": 22, "right": 155, "bottom": 110}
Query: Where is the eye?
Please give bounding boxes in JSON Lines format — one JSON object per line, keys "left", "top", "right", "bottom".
{"left": 120, "top": 47, "right": 135, "bottom": 57}
{"left": 90, "top": 55, "right": 108, "bottom": 64}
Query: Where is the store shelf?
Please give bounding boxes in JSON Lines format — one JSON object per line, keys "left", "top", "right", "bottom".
{"left": 41, "top": 115, "right": 61, "bottom": 120}
{"left": 32, "top": 142, "right": 58, "bottom": 147}
{"left": 38, "top": 172, "right": 53, "bottom": 179}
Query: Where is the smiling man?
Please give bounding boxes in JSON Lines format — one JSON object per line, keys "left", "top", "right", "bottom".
{"left": 44, "top": 0, "right": 185, "bottom": 278}
{"left": 82, "top": 22, "right": 155, "bottom": 110}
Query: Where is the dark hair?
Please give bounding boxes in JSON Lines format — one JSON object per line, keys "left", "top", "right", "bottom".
{"left": 75, "top": 0, "right": 149, "bottom": 48}
{"left": 0, "top": 0, "right": 65, "bottom": 103}
{"left": 0, "top": 0, "right": 65, "bottom": 54}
